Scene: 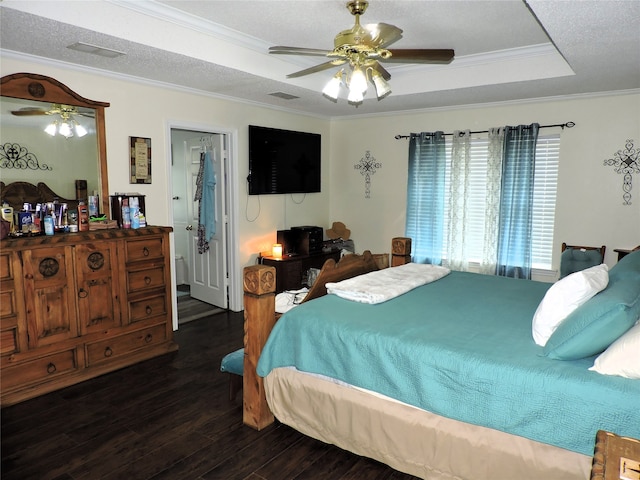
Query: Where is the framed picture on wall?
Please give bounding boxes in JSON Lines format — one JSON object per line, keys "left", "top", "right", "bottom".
{"left": 130, "top": 136, "right": 151, "bottom": 184}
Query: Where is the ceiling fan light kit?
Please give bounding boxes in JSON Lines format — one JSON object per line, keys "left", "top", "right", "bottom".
{"left": 44, "top": 119, "right": 87, "bottom": 138}
{"left": 10, "top": 102, "right": 89, "bottom": 138}
{"left": 270, "top": 0, "right": 454, "bottom": 106}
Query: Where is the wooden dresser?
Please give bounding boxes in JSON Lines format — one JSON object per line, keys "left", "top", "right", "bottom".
{"left": 0, "top": 227, "right": 178, "bottom": 406}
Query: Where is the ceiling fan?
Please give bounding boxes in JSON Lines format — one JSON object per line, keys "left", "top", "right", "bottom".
{"left": 10, "top": 103, "right": 95, "bottom": 118}
{"left": 10, "top": 103, "right": 93, "bottom": 138}
{"left": 269, "top": 0, "right": 454, "bottom": 103}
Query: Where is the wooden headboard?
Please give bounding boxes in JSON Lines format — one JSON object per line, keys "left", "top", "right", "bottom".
{"left": 242, "top": 238, "right": 412, "bottom": 430}
{"left": 0, "top": 181, "right": 78, "bottom": 210}
{"left": 301, "top": 250, "right": 379, "bottom": 304}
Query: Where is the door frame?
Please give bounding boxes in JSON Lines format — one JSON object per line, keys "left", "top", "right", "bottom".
{"left": 165, "top": 120, "right": 241, "bottom": 330}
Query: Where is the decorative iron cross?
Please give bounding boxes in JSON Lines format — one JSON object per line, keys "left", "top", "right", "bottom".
{"left": 604, "top": 139, "right": 639, "bottom": 205}
{"left": 354, "top": 151, "right": 382, "bottom": 198}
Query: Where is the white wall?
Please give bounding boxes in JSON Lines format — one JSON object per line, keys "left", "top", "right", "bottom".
{"left": 3, "top": 56, "right": 639, "bottom": 293}
{"left": 1, "top": 56, "right": 333, "bottom": 271}
{"left": 329, "top": 93, "right": 640, "bottom": 271}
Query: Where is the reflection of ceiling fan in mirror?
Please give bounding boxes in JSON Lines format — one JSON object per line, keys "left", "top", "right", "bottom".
{"left": 10, "top": 103, "right": 95, "bottom": 118}
{"left": 10, "top": 103, "right": 93, "bottom": 138}
{"left": 269, "top": 0, "right": 454, "bottom": 104}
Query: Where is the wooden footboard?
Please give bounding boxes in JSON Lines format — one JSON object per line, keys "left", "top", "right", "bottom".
{"left": 242, "top": 238, "right": 412, "bottom": 430}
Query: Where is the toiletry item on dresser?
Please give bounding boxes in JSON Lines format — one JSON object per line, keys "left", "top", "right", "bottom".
{"left": 121, "top": 198, "right": 131, "bottom": 229}
{"left": 88, "top": 193, "right": 99, "bottom": 217}
{"left": 44, "top": 211, "right": 55, "bottom": 236}
{"left": 17, "top": 211, "right": 32, "bottom": 234}
{"left": 1, "top": 201, "right": 15, "bottom": 234}
{"left": 78, "top": 201, "right": 90, "bottom": 232}
{"left": 68, "top": 208, "right": 78, "bottom": 232}
{"left": 130, "top": 197, "right": 140, "bottom": 229}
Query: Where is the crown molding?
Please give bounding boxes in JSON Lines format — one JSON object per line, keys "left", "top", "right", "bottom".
{"left": 0, "top": 50, "right": 330, "bottom": 120}
{"left": 106, "top": 0, "right": 267, "bottom": 52}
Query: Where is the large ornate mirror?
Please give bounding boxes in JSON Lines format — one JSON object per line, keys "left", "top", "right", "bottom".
{"left": 0, "top": 73, "right": 109, "bottom": 215}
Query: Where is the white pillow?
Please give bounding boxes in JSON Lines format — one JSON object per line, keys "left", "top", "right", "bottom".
{"left": 589, "top": 320, "right": 640, "bottom": 379}
{"left": 532, "top": 263, "right": 609, "bottom": 346}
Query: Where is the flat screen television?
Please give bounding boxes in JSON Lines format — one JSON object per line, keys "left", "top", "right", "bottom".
{"left": 248, "top": 125, "right": 321, "bottom": 195}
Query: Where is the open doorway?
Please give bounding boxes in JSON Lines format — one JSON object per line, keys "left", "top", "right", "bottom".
{"left": 170, "top": 128, "right": 230, "bottom": 324}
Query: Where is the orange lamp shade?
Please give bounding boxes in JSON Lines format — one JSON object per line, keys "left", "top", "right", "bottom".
{"left": 272, "top": 243, "right": 283, "bottom": 259}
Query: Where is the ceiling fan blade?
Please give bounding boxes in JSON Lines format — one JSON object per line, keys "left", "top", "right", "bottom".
{"left": 369, "top": 61, "right": 391, "bottom": 81}
{"left": 363, "top": 23, "right": 403, "bottom": 48}
{"left": 10, "top": 108, "right": 48, "bottom": 116}
{"left": 386, "top": 49, "right": 454, "bottom": 64}
{"left": 269, "top": 46, "right": 330, "bottom": 57}
{"left": 286, "top": 60, "right": 346, "bottom": 79}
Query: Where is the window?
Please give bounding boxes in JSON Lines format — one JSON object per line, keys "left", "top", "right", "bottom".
{"left": 441, "top": 134, "right": 559, "bottom": 269}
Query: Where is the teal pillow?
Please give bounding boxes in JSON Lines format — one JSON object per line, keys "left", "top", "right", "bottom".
{"left": 544, "top": 279, "right": 640, "bottom": 360}
{"left": 609, "top": 249, "right": 640, "bottom": 283}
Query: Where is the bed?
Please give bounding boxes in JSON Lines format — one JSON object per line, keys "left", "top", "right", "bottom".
{"left": 242, "top": 239, "right": 640, "bottom": 480}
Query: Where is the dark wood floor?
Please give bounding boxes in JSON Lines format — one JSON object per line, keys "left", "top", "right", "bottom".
{"left": 1, "top": 309, "right": 419, "bottom": 480}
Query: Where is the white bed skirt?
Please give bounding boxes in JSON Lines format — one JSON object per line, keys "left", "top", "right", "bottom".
{"left": 264, "top": 367, "right": 592, "bottom": 480}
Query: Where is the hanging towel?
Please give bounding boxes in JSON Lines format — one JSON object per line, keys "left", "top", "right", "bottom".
{"left": 195, "top": 151, "right": 216, "bottom": 254}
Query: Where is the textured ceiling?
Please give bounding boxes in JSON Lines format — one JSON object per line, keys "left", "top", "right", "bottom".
{"left": 1, "top": 0, "right": 639, "bottom": 119}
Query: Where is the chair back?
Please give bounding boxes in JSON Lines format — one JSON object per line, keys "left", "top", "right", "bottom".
{"left": 560, "top": 243, "right": 606, "bottom": 278}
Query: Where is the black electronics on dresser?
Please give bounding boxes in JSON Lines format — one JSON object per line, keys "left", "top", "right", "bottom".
{"left": 277, "top": 226, "right": 323, "bottom": 256}
{"left": 292, "top": 225, "right": 323, "bottom": 254}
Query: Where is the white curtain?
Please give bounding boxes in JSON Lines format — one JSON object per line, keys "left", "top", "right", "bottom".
{"left": 479, "top": 127, "right": 504, "bottom": 274}
{"left": 446, "top": 130, "right": 471, "bottom": 271}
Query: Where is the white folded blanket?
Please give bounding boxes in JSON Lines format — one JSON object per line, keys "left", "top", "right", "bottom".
{"left": 326, "top": 262, "right": 451, "bottom": 304}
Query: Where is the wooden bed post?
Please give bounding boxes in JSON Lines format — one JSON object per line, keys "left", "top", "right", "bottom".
{"left": 392, "top": 237, "right": 412, "bottom": 266}
{"left": 242, "top": 264, "right": 276, "bottom": 430}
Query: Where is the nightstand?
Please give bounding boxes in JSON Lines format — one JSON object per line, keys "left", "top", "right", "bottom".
{"left": 261, "top": 251, "right": 340, "bottom": 293}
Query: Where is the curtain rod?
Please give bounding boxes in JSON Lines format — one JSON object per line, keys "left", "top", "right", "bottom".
{"left": 394, "top": 122, "right": 575, "bottom": 140}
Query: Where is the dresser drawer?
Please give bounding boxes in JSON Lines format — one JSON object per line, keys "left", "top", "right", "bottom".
{"left": 128, "top": 294, "right": 167, "bottom": 323}
{"left": 0, "top": 253, "right": 11, "bottom": 281}
{"left": 126, "top": 266, "right": 165, "bottom": 294}
{"left": 0, "top": 327, "right": 18, "bottom": 356}
{"left": 124, "top": 238, "right": 164, "bottom": 263}
{"left": 85, "top": 324, "right": 167, "bottom": 366}
{"left": 2, "top": 349, "right": 78, "bottom": 390}
{"left": 0, "top": 289, "right": 17, "bottom": 318}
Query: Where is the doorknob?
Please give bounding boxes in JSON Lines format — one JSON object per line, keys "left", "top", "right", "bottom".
{"left": 186, "top": 225, "right": 193, "bottom": 231}
{"left": 172, "top": 196, "right": 180, "bottom": 200}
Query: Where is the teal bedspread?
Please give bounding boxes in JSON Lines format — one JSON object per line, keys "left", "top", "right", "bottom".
{"left": 257, "top": 271, "right": 640, "bottom": 456}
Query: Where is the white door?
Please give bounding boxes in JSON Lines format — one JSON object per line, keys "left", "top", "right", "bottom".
{"left": 185, "top": 135, "right": 228, "bottom": 308}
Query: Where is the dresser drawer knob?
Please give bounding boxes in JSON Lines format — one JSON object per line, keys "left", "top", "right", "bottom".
{"left": 145, "top": 333, "right": 153, "bottom": 343}
{"left": 144, "top": 276, "right": 151, "bottom": 285}
{"left": 78, "top": 288, "right": 88, "bottom": 299}
{"left": 104, "top": 347, "right": 113, "bottom": 357}
{"left": 146, "top": 305, "right": 153, "bottom": 315}
{"left": 143, "top": 247, "right": 150, "bottom": 257}
{"left": 46, "top": 362, "right": 57, "bottom": 374}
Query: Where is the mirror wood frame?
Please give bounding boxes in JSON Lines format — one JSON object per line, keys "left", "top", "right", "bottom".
{"left": 1, "top": 72, "right": 110, "bottom": 215}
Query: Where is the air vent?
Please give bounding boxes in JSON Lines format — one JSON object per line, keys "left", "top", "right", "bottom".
{"left": 67, "top": 42, "right": 126, "bottom": 58}
{"left": 269, "top": 92, "right": 300, "bottom": 100}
